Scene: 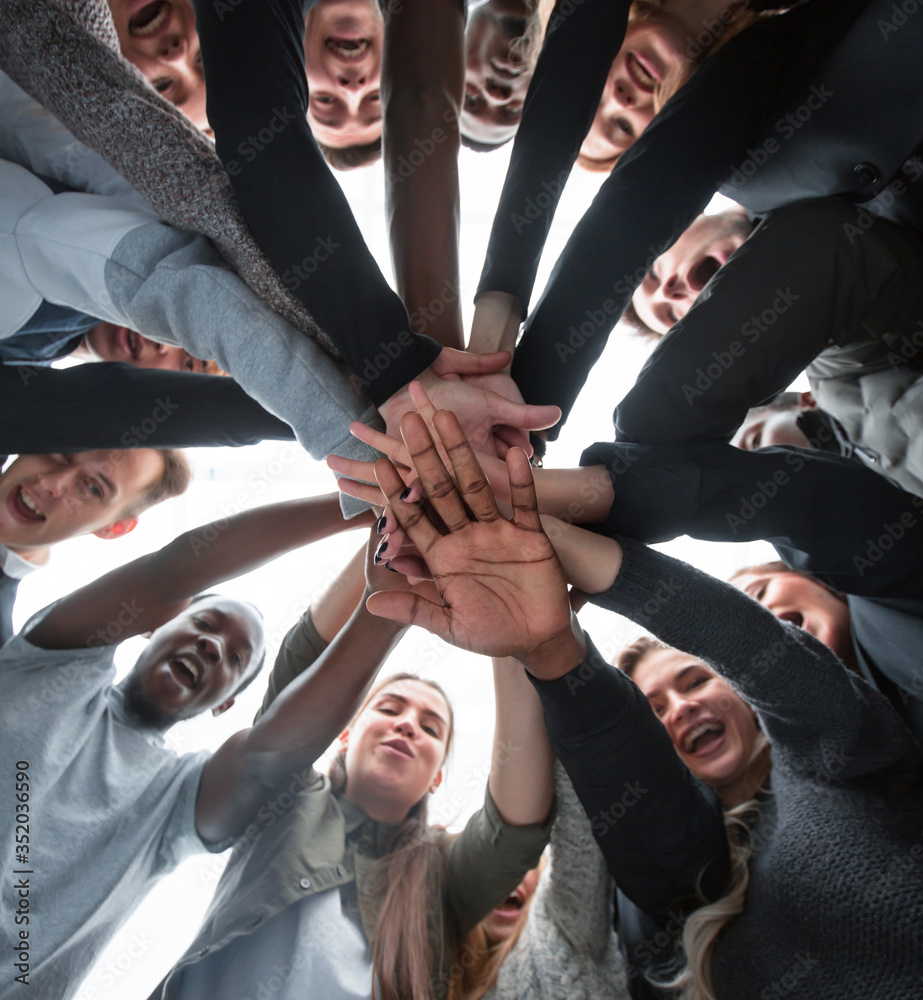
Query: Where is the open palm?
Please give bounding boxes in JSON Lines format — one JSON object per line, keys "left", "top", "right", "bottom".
{"left": 366, "top": 410, "right": 575, "bottom": 661}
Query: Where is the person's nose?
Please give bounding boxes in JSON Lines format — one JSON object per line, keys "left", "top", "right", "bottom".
{"left": 662, "top": 271, "right": 692, "bottom": 303}
{"left": 394, "top": 716, "right": 417, "bottom": 740}
{"left": 483, "top": 79, "right": 513, "bottom": 105}
{"left": 35, "top": 467, "right": 76, "bottom": 500}
{"left": 157, "top": 31, "right": 187, "bottom": 62}
{"left": 196, "top": 633, "right": 224, "bottom": 665}
{"left": 664, "top": 691, "right": 698, "bottom": 731}
{"left": 337, "top": 65, "right": 368, "bottom": 91}
{"left": 612, "top": 77, "right": 639, "bottom": 109}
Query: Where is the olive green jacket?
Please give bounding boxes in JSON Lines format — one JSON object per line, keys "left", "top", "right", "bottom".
{"left": 155, "top": 609, "right": 552, "bottom": 998}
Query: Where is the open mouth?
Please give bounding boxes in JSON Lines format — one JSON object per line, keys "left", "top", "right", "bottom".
{"left": 325, "top": 37, "right": 371, "bottom": 60}
{"left": 129, "top": 1, "right": 171, "bottom": 38}
{"left": 127, "top": 330, "right": 142, "bottom": 360}
{"left": 688, "top": 256, "right": 721, "bottom": 291}
{"left": 14, "top": 487, "right": 45, "bottom": 522}
{"left": 626, "top": 51, "right": 657, "bottom": 92}
{"left": 493, "top": 894, "right": 524, "bottom": 919}
{"left": 682, "top": 720, "right": 725, "bottom": 754}
{"left": 169, "top": 654, "right": 203, "bottom": 690}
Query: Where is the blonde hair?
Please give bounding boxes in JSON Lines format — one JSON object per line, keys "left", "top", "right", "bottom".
{"left": 616, "top": 636, "right": 772, "bottom": 1000}
{"left": 329, "top": 672, "right": 455, "bottom": 1000}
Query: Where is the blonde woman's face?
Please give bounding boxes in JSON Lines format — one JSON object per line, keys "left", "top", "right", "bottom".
{"left": 632, "top": 648, "right": 760, "bottom": 794}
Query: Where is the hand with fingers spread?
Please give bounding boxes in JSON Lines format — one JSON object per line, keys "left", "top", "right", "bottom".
{"left": 365, "top": 409, "right": 586, "bottom": 675}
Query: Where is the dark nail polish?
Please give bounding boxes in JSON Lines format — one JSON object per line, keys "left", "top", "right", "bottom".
{"left": 386, "top": 564, "right": 400, "bottom": 574}
{"left": 374, "top": 539, "right": 388, "bottom": 564}
{"left": 376, "top": 515, "right": 387, "bottom": 535}
{"left": 400, "top": 486, "right": 412, "bottom": 501}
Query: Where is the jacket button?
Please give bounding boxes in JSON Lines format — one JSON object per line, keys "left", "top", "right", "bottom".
{"left": 854, "top": 162, "right": 880, "bottom": 187}
{"left": 248, "top": 913, "right": 262, "bottom": 926}
{"left": 196, "top": 946, "right": 210, "bottom": 957}
{"left": 299, "top": 877, "right": 312, "bottom": 889}
{"left": 336, "top": 865, "right": 346, "bottom": 876}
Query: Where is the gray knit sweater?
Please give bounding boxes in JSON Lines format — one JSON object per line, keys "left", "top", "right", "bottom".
{"left": 483, "top": 764, "right": 628, "bottom": 1000}
{"left": 0, "top": 0, "right": 336, "bottom": 355}
{"left": 591, "top": 537, "right": 923, "bottom": 1000}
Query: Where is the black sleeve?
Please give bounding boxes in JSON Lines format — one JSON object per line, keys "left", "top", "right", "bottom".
{"left": 529, "top": 636, "right": 730, "bottom": 918}
{"left": 191, "top": 0, "right": 441, "bottom": 405}
{"left": 0, "top": 362, "right": 296, "bottom": 452}
{"left": 579, "top": 440, "right": 923, "bottom": 600}
{"left": 510, "top": 18, "right": 787, "bottom": 429}
{"left": 587, "top": 535, "right": 919, "bottom": 781}
{"left": 476, "top": 0, "right": 632, "bottom": 310}
{"left": 614, "top": 200, "right": 923, "bottom": 446}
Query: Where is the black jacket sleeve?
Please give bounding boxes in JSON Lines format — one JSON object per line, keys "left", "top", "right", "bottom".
{"left": 529, "top": 635, "right": 730, "bottom": 918}
{"left": 476, "top": 0, "right": 631, "bottom": 310}
{"left": 510, "top": 16, "right": 788, "bottom": 428}
{"left": 192, "top": 0, "right": 441, "bottom": 405}
{"left": 0, "top": 362, "right": 296, "bottom": 452}
{"left": 579, "top": 440, "right": 923, "bottom": 601}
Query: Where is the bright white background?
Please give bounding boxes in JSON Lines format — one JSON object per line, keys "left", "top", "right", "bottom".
{"left": 11, "top": 144, "right": 779, "bottom": 999}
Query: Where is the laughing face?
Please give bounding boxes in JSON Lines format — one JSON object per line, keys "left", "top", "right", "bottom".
{"left": 341, "top": 679, "right": 452, "bottom": 822}
{"left": 579, "top": 19, "right": 686, "bottom": 164}
{"left": 82, "top": 322, "right": 212, "bottom": 373}
{"left": 106, "top": 0, "right": 208, "bottom": 130}
{"left": 303, "top": 0, "right": 384, "bottom": 150}
{"left": 631, "top": 209, "right": 753, "bottom": 334}
{"left": 461, "top": 0, "right": 532, "bottom": 146}
{"left": 480, "top": 865, "right": 540, "bottom": 944}
{"left": 120, "top": 596, "right": 265, "bottom": 729}
{"left": 733, "top": 570, "right": 854, "bottom": 666}
{"left": 631, "top": 647, "right": 761, "bottom": 800}
{"left": 0, "top": 451, "right": 165, "bottom": 560}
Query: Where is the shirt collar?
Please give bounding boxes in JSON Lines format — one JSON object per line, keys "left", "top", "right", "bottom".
{"left": 0, "top": 545, "right": 41, "bottom": 580}
{"left": 337, "top": 791, "right": 404, "bottom": 855}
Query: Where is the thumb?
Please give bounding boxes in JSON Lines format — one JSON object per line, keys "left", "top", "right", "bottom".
{"left": 366, "top": 591, "right": 451, "bottom": 636}
{"left": 488, "top": 399, "right": 562, "bottom": 432}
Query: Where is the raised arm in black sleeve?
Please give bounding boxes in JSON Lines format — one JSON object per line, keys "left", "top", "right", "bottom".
{"left": 529, "top": 635, "right": 730, "bottom": 917}
{"left": 191, "top": 0, "right": 441, "bottom": 404}
{"left": 476, "top": 0, "right": 631, "bottom": 310}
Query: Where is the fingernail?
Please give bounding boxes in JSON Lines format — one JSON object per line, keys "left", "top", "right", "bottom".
{"left": 377, "top": 515, "right": 387, "bottom": 535}
{"left": 400, "top": 487, "right": 412, "bottom": 501}
{"left": 386, "top": 564, "right": 400, "bottom": 574}
{"left": 374, "top": 539, "right": 388, "bottom": 564}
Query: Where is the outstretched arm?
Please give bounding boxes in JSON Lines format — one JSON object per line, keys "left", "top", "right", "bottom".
{"left": 384, "top": 0, "right": 465, "bottom": 350}
{"left": 195, "top": 530, "right": 428, "bottom": 843}
{"left": 25, "top": 494, "right": 373, "bottom": 650}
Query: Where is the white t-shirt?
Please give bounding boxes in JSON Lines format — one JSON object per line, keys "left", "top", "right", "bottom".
{"left": 0, "top": 617, "right": 213, "bottom": 1000}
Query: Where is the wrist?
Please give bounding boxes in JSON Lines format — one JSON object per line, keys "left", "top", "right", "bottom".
{"left": 518, "top": 613, "right": 587, "bottom": 681}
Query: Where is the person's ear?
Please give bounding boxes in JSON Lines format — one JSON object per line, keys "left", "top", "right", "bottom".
{"left": 212, "top": 697, "right": 236, "bottom": 717}
{"left": 429, "top": 770, "right": 443, "bottom": 794}
{"left": 799, "top": 391, "right": 816, "bottom": 409}
{"left": 94, "top": 517, "right": 139, "bottom": 540}
{"left": 339, "top": 730, "right": 350, "bottom": 752}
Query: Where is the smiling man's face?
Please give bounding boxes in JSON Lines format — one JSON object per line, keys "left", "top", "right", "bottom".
{"left": 0, "top": 451, "right": 165, "bottom": 560}
{"left": 303, "top": 0, "right": 384, "bottom": 149}
{"left": 121, "top": 597, "right": 265, "bottom": 729}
